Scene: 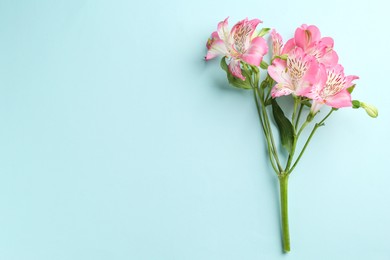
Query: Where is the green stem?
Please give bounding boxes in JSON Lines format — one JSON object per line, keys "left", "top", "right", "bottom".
{"left": 279, "top": 174, "right": 290, "bottom": 252}
{"left": 285, "top": 97, "right": 300, "bottom": 171}
{"left": 260, "top": 99, "right": 283, "bottom": 172}
{"left": 297, "top": 120, "right": 309, "bottom": 138}
{"left": 284, "top": 136, "right": 297, "bottom": 172}
{"left": 252, "top": 74, "right": 282, "bottom": 173}
{"left": 253, "top": 88, "right": 279, "bottom": 173}
{"left": 295, "top": 103, "right": 304, "bottom": 129}
{"left": 289, "top": 123, "right": 319, "bottom": 174}
{"left": 291, "top": 97, "right": 299, "bottom": 128}
{"left": 289, "top": 109, "right": 335, "bottom": 174}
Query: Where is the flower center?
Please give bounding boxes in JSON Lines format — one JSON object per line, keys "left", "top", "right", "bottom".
{"left": 287, "top": 55, "right": 308, "bottom": 82}
{"left": 233, "top": 25, "right": 252, "bottom": 54}
{"left": 322, "top": 70, "right": 346, "bottom": 97}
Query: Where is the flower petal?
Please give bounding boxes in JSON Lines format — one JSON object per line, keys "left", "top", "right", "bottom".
{"left": 324, "top": 89, "right": 352, "bottom": 108}
{"left": 271, "top": 83, "right": 294, "bottom": 97}
{"left": 241, "top": 37, "right": 268, "bottom": 66}
{"left": 345, "top": 75, "right": 359, "bottom": 89}
{"left": 231, "top": 18, "right": 261, "bottom": 53}
{"left": 268, "top": 59, "right": 291, "bottom": 86}
{"left": 294, "top": 24, "right": 321, "bottom": 50}
{"left": 282, "top": 38, "right": 296, "bottom": 54}
{"left": 217, "top": 17, "right": 231, "bottom": 44}
{"left": 310, "top": 100, "right": 324, "bottom": 114}
{"left": 228, "top": 59, "right": 245, "bottom": 80}
{"left": 205, "top": 39, "right": 228, "bottom": 60}
{"left": 304, "top": 64, "right": 327, "bottom": 99}
{"left": 320, "top": 49, "right": 338, "bottom": 67}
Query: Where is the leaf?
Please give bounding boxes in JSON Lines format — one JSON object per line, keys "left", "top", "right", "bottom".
{"left": 264, "top": 98, "right": 272, "bottom": 106}
{"left": 347, "top": 84, "right": 356, "bottom": 94}
{"left": 220, "top": 57, "right": 228, "bottom": 71}
{"left": 257, "top": 28, "right": 270, "bottom": 37}
{"left": 271, "top": 99, "right": 295, "bottom": 154}
{"left": 220, "top": 57, "right": 252, "bottom": 89}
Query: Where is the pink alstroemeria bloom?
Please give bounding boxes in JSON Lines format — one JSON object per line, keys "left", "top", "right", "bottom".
{"left": 205, "top": 17, "right": 268, "bottom": 80}
{"left": 284, "top": 24, "right": 338, "bottom": 67}
{"left": 268, "top": 48, "right": 318, "bottom": 98}
{"left": 307, "top": 64, "right": 359, "bottom": 113}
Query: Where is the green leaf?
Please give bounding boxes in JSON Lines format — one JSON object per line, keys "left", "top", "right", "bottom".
{"left": 260, "top": 60, "right": 268, "bottom": 69}
{"left": 264, "top": 98, "right": 272, "bottom": 106}
{"left": 257, "top": 28, "right": 270, "bottom": 37}
{"left": 347, "top": 84, "right": 356, "bottom": 94}
{"left": 220, "top": 57, "right": 252, "bottom": 89}
{"left": 271, "top": 99, "right": 295, "bottom": 154}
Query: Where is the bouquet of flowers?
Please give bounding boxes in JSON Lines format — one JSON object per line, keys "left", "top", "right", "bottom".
{"left": 205, "top": 17, "right": 377, "bottom": 252}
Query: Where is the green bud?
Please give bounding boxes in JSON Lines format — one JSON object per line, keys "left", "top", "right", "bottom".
{"left": 360, "top": 102, "right": 378, "bottom": 118}
{"left": 306, "top": 111, "right": 316, "bottom": 122}
{"left": 352, "top": 100, "right": 361, "bottom": 108}
{"left": 260, "top": 61, "right": 268, "bottom": 70}
{"left": 251, "top": 65, "right": 260, "bottom": 73}
{"left": 279, "top": 54, "right": 288, "bottom": 60}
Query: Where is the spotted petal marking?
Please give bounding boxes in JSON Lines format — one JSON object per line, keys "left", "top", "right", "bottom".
{"left": 321, "top": 67, "right": 347, "bottom": 98}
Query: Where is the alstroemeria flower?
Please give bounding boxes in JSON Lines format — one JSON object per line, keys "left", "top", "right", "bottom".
{"left": 307, "top": 64, "right": 358, "bottom": 113}
{"left": 205, "top": 17, "right": 268, "bottom": 80}
{"left": 283, "top": 24, "right": 338, "bottom": 67}
{"left": 268, "top": 47, "right": 318, "bottom": 97}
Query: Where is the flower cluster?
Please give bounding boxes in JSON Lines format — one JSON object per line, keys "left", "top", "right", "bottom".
{"left": 205, "top": 17, "right": 378, "bottom": 253}
{"left": 268, "top": 26, "right": 357, "bottom": 114}
{"left": 205, "top": 18, "right": 378, "bottom": 117}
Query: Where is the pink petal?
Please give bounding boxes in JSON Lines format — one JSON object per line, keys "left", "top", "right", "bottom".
{"left": 320, "top": 49, "right": 338, "bottom": 67}
{"left": 231, "top": 18, "right": 261, "bottom": 37}
{"left": 268, "top": 59, "right": 291, "bottom": 86}
{"left": 206, "top": 31, "right": 220, "bottom": 50}
{"left": 231, "top": 18, "right": 261, "bottom": 53}
{"left": 247, "top": 18, "right": 262, "bottom": 37}
{"left": 320, "top": 37, "right": 334, "bottom": 48}
{"left": 302, "top": 58, "right": 320, "bottom": 85}
{"left": 306, "top": 25, "right": 321, "bottom": 43}
{"left": 217, "top": 17, "right": 230, "bottom": 44}
{"left": 324, "top": 89, "right": 352, "bottom": 108}
{"left": 331, "top": 64, "right": 345, "bottom": 75}
{"left": 304, "top": 64, "right": 327, "bottom": 99}
{"left": 241, "top": 37, "right": 268, "bottom": 66}
{"left": 271, "top": 83, "right": 294, "bottom": 97}
{"left": 294, "top": 24, "right": 321, "bottom": 50}
{"left": 205, "top": 39, "right": 228, "bottom": 60}
{"left": 228, "top": 59, "right": 245, "bottom": 80}
{"left": 345, "top": 75, "right": 359, "bottom": 88}
{"left": 310, "top": 100, "right": 324, "bottom": 114}
{"left": 282, "top": 38, "right": 296, "bottom": 54}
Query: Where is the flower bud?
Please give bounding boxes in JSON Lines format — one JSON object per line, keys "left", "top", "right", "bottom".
{"left": 360, "top": 102, "right": 378, "bottom": 118}
{"left": 352, "top": 100, "right": 360, "bottom": 108}
{"left": 306, "top": 111, "right": 316, "bottom": 122}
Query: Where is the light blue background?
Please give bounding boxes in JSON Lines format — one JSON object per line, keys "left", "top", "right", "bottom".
{"left": 0, "top": 0, "right": 389, "bottom": 259}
